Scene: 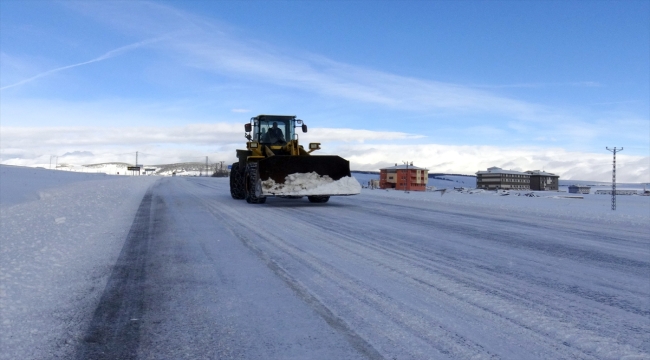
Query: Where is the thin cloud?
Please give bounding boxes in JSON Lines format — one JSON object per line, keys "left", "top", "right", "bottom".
{"left": 60, "top": 2, "right": 647, "bottom": 133}
{"left": 469, "top": 81, "right": 602, "bottom": 89}
{"left": 302, "top": 128, "right": 424, "bottom": 143}
{"left": 0, "top": 124, "right": 417, "bottom": 147}
{"left": 65, "top": 2, "right": 553, "bottom": 122}
{"left": 175, "top": 38, "right": 543, "bottom": 119}
{"left": 0, "top": 37, "right": 164, "bottom": 91}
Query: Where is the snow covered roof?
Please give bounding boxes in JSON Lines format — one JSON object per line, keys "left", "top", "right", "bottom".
{"left": 526, "top": 170, "right": 558, "bottom": 177}
{"left": 380, "top": 164, "right": 427, "bottom": 171}
{"left": 476, "top": 167, "right": 528, "bottom": 175}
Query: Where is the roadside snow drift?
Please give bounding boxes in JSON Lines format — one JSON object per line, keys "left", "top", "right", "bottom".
{"left": 261, "top": 172, "right": 361, "bottom": 196}
{"left": 0, "top": 165, "right": 158, "bottom": 360}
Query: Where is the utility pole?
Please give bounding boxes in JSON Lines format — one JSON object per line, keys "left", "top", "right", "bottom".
{"left": 50, "top": 155, "right": 58, "bottom": 169}
{"left": 206, "top": 156, "right": 209, "bottom": 177}
{"left": 606, "top": 147, "right": 623, "bottom": 210}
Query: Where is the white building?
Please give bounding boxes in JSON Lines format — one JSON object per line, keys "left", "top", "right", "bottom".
{"left": 595, "top": 189, "right": 638, "bottom": 195}
{"left": 568, "top": 185, "right": 591, "bottom": 194}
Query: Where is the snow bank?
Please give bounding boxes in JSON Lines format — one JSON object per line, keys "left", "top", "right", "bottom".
{"left": 0, "top": 165, "right": 116, "bottom": 207}
{"left": 360, "top": 186, "right": 649, "bottom": 226}
{"left": 0, "top": 166, "right": 158, "bottom": 359}
{"left": 262, "top": 172, "right": 361, "bottom": 196}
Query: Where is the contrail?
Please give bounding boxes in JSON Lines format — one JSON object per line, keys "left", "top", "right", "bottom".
{"left": 1, "top": 38, "right": 163, "bottom": 91}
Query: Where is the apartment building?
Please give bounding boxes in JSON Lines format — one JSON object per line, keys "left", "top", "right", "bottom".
{"left": 379, "top": 164, "right": 429, "bottom": 191}
{"left": 476, "top": 167, "right": 530, "bottom": 190}
{"left": 527, "top": 170, "right": 559, "bottom": 191}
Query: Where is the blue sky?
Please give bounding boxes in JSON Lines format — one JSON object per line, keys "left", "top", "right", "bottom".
{"left": 1, "top": 1, "right": 648, "bottom": 181}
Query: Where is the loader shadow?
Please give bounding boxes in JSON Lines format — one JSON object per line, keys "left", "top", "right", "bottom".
{"left": 211, "top": 190, "right": 358, "bottom": 209}
{"left": 257, "top": 196, "right": 356, "bottom": 208}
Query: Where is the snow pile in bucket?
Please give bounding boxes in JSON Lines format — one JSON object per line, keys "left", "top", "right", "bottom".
{"left": 261, "top": 172, "right": 361, "bottom": 195}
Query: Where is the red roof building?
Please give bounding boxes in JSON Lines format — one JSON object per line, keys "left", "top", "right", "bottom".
{"left": 379, "top": 164, "right": 428, "bottom": 191}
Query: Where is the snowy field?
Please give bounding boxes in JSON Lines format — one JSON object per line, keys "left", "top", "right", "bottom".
{"left": 1, "top": 165, "right": 649, "bottom": 359}
{"left": 352, "top": 172, "right": 648, "bottom": 193}
{"left": 19, "top": 162, "right": 216, "bottom": 177}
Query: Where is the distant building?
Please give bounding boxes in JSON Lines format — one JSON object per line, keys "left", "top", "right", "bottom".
{"left": 595, "top": 189, "right": 638, "bottom": 195}
{"left": 527, "top": 170, "right": 559, "bottom": 191}
{"left": 568, "top": 185, "right": 591, "bottom": 194}
{"left": 379, "top": 164, "right": 428, "bottom": 191}
{"left": 475, "top": 167, "right": 530, "bottom": 190}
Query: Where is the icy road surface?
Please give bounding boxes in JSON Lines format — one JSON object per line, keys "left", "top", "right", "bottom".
{"left": 1, "top": 167, "right": 649, "bottom": 359}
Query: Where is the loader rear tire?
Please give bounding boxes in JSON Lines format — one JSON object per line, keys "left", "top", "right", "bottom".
{"left": 307, "top": 195, "right": 330, "bottom": 203}
{"left": 230, "top": 163, "right": 245, "bottom": 199}
{"left": 245, "top": 163, "right": 266, "bottom": 204}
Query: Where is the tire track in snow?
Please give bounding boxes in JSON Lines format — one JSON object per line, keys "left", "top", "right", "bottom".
{"left": 284, "top": 209, "right": 630, "bottom": 359}
{"left": 188, "top": 179, "right": 649, "bottom": 359}
{"left": 358, "top": 200, "right": 650, "bottom": 274}
{"left": 298, "top": 206, "right": 650, "bottom": 319}
{"left": 195, "top": 194, "right": 385, "bottom": 360}
{"left": 335, "top": 199, "right": 650, "bottom": 321}
{"left": 296, "top": 198, "right": 650, "bottom": 358}
{"left": 294, "top": 202, "right": 650, "bottom": 356}
{"left": 354, "top": 204, "right": 650, "bottom": 321}
{"left": 268, "top": 206, "right": 600, "bottom": 359}
{"left": 361, "top": 198, "right": 650, "bottom": 267}
{"left": 197, "top": 197, "right": 501, "bottom": 359}
{"left": 251, "top": 196, "right": 647, "bottom": 358}
{"left": 75, "top": 186, "right": 160, "bottom": 360}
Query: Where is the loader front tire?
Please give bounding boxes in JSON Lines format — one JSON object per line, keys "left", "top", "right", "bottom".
{"left": 245, "top": 163, "right": 266, "bottom": 204}
{"left": 230, "top": 162, "right": 245, "bottom": 199}
{"left": 307, "top": 195, "right": 330, "bottom": 203}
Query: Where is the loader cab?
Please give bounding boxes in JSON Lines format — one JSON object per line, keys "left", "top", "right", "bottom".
{"left": 250, "top": 115, "right": 302, "bottom": 145}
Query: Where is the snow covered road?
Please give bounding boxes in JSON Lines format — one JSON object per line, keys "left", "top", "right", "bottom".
{"left": 2, "top": 167, "right": 649, "bottom": 359}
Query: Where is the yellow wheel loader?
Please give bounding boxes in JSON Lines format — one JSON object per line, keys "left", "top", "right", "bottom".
{"left": 229, "top": 115, "right": 360, "bottom": 204}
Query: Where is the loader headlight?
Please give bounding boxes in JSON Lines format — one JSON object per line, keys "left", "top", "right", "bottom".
{"left": 250, "top": 141, "right": 259, "bottom": 148}
{"left": 309, "top": 143, "right": 320, "bottom": 149}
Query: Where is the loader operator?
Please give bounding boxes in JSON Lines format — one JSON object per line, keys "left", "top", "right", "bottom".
{"left": 266, "top": 122, "right": 286, "bottom": 144}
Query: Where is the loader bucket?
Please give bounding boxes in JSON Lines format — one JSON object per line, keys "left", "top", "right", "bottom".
{"left": 257, "top": 155, "right": 360, "bottom": 196}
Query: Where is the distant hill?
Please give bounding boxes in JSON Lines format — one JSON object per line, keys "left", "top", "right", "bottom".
{"left": 82, "top": 162, "right": 223, "bottom": 176}
{"left": 84, "top": 162, "right": 131, "bottom": 168}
